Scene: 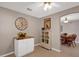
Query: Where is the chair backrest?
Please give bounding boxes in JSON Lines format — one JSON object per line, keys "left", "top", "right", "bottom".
{"left": 71, "top": 34, "right": 77, "bottom": 41}
{"left": 61, "top": 33, "right": 67, "bottom": 38}
{"left": 66, "top": 34, "right": 77, "bottom": 41}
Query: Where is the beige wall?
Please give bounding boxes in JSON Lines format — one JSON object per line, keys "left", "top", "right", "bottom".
{"left": 0, "top": 5, "right": 79, "bottom": 55}
{"left": 51, "top": 16, "right": 61, "bottom": 50}
{"left": 41, "top": 6, "right": 79, "bottom": 51}
{"left": 0, "top": 7, "right": 41, "bottom": 55}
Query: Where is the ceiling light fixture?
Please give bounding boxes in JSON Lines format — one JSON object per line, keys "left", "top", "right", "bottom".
{"left": 43, "top": 2, "right": 52, "bottom": 11}
{"left": 64, "top": 17, "right": 68, "bottom": 23}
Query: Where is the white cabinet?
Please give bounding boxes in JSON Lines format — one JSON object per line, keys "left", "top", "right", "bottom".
{"left": 14, "top": 38, "right": 34, "bottom": 57}
{"left": 41, "top": 18, "right": 52, "bottom": 50}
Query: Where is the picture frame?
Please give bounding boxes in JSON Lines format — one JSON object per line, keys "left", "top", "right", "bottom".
{"left": 44, "top": 18, "right": 51, "bottom": 30}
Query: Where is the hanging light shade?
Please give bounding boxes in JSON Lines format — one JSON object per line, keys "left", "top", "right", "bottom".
{"left": 64, "top": 17, "right": 68, "bottom": 23}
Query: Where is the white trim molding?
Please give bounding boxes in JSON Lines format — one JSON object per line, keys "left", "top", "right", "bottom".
{"left": 52, "top": 48, "right": 61, "bottom": 52}
{"left": 34, "top": 43, "right": 40, "bottom": 46}
{"left": 0, "top": 48, "right": 61, "bottom": 57}
{"left": 0, "top": 43, "right": 40, "bottom": 57}
{"left": 0, "top": 51, "right": 14, "bottom": 57}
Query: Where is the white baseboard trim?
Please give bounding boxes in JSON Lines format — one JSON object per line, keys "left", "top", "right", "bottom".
{"left": 0, "top": 43, "right": 40, "bottom": 57}
{"left": 34, "top": 43, "right": 40, "bottom": 46}
{"left": 0, "top": 51, "right": 14, "bottom": 57}
{"left": 52, "top": 48, "right": 61, "bottom": 52}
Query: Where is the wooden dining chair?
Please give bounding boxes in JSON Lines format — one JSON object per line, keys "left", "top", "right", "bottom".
{"left": 67, "top": 34, "right": 77, "bottom": 47}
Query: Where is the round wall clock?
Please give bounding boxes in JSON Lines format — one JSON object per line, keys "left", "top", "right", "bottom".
{"left": 15, "top": 17, "right": 28, "bottom": 31}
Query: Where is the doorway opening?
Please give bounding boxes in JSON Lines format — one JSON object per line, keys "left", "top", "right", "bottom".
{"left": 60, "top": 13, "right": 79, "bottom": 51}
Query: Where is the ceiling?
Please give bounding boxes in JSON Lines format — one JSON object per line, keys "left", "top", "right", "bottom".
{"left": 61, "top": 13, "right": 79, "bottom": 23}
{"left": 0, "top": 2, "right": 79, "bottom": 18}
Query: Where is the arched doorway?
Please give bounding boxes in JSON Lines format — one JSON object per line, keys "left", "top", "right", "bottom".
{"left": 60, "top": 13, "right": 79, "bottom": 46}
{"left": 57, "top": 6, "right": 79, "bottom": 54}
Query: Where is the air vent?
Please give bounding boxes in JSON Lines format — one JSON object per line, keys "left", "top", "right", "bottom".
{"left": 27, "top": 8, "right": 32, "bottom": 11}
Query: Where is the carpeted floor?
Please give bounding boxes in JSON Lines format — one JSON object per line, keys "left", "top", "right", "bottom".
{"left": 6, "top": 44, "right": 79, "bottom": 57}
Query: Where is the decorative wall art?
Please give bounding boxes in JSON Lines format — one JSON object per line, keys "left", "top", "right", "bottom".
{"left": 15, "top": 17, "right": 28, "bottom": 31}
{"left": 44, "top": 18, "right": 51, "bottom": 30}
